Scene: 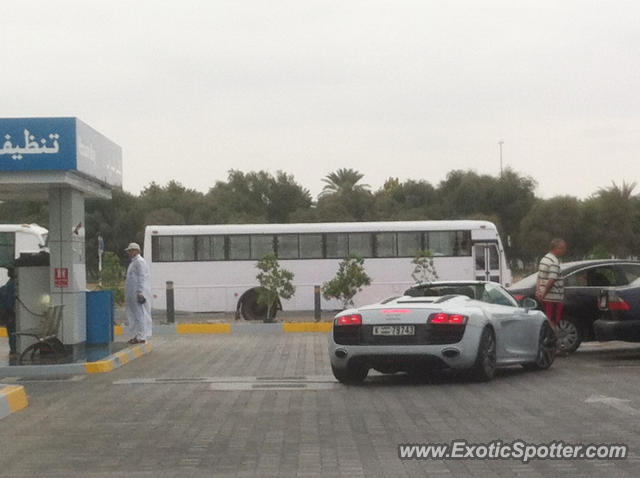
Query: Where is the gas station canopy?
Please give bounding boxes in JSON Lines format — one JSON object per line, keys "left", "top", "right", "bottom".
{"left": 0, "top": 117, "right": 122, "bottom": 200}
{"left": 0, "top": 117, "right": 123, "bottom": 350}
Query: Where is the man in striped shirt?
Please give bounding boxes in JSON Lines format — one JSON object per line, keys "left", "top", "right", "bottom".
{"left": 535, "top": 238, "right": 568, "bottom": 327}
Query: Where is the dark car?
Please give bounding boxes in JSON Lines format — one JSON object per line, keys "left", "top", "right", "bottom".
{"left": 593, "top": 284, "right": 640, "bottom": 342}
{"left": 509, "top": 260, "right": 640, "bottom": 353}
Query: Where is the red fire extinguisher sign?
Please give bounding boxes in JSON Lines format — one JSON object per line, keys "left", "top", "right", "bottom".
{"left": 54, "top": 267, "right": 69, "bottom": 288}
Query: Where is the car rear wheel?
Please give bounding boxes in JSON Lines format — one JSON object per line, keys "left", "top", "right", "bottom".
{"left": 556, "top": 317, "right": 582, "bottom": 354}
{"left": 522, "top": 321, "right": 556, "bottom": 370}
{"left": 331, "top": 362, "right": 369, "bottom": 384}
{"left": 470, "top": 327, "right": 496, "bottom": 382}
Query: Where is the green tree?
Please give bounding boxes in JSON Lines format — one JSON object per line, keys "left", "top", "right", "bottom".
{"left": 138, "top": 180, "right": 206, "bottom": 225}
{"left": 320, "top": 168, "right": 370, "bottom": 197}
{"left": 256, "top": 253, "right": 296, "bottom": 323}
{"left": 437, "top": 168, "right": 536, "bottom": 258}
{"left": 85, "top": 189, "right": 144, "bottom": 279}
{"left": 322, "top": 256, "right": 372, "bottom": 309}
{"left": 315, "top": 190, "right": 375, "bottom": 222}
{"left": 372, "top": 178, "right": 439, "bottom": 220}
{"left": 99, "top": 251, "right": 125, "bottom": 305}
{"left": 0, "top": 200, "right": 48, "bottom": 226}
{"left": 583, "top": 181, "right": 637, "bottom": 258}
{"left": 517, "top": 196, "right": 585, "bottom": 263}
{"left": 206, "top": 170, "right": 312, "bottom": 224}
{"left": 411, "top": 250, "right": 439, "bottom": 283}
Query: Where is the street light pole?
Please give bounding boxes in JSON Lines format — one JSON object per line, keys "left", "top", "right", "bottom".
{"left": 498, "top": 140, "right": 504, "bottom": 177}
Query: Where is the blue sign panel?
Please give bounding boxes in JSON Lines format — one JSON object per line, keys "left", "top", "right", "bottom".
{"left": 75, "top": 119, "right": 122, "bottom": 188}
{"left": 0, "top": 117, "right": 122, "bottom": 188}
{"left": 0, "top": 117, "right": 77, "bottom": 171}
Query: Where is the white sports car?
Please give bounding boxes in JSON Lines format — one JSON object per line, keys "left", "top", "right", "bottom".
{"left": 329, "top": 281, "right": 556, "bottom": 383}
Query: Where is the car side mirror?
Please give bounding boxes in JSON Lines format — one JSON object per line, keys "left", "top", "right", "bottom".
{"left": 522, "top": 297, "right": 538, "bottom": 311}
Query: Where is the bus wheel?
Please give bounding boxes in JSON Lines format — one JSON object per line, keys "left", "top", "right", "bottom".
{"left": 238, "top": 288, "right": 278, "bottom": 322}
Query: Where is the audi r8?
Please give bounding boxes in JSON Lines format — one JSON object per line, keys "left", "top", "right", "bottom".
{"left": 329, "top": 281, "right": 556, "bottom": 383}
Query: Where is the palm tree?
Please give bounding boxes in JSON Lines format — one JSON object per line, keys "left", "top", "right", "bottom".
{"left": 598, "top": 181, "right": 636, "bottom": 201}
{"left": 320, "top": 168, "right": 370, "bottom": 197}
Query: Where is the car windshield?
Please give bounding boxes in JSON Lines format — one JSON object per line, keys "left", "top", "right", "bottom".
{"left": 405, "top": 284, "right": 479, "bottom": 299}
{"left": 406, "top": 283, "right": 519, "bottom": 307}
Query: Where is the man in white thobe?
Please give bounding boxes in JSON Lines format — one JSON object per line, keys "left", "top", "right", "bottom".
{"left": 124, "top": 242, "right": 152, "bottom": 343}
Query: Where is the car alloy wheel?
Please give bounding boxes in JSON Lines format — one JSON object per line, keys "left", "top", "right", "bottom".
{"left": 523, "top": 321, "right": 556, "bottom": 370}
{"left": 471, "top": 327, "right": 496, "bottom": 382}
{"left": 556, "top": 318, "right": 581, "bottom": 354}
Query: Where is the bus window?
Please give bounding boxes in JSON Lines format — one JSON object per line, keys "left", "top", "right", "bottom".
{"left": 196, "top": 235, "right": 225, "bottom": 261}
{"left": 229, "top": 235, "right": 250, "bottom": 260}
{"left": 426, "top": 231, "right": 456, "bottom": 256}
{"left": 300, "top": 234, "right": 323, "bottom": 259}
{"left": 375, "top": 232, "right": 397, "bottom": 257}
{"left": 349, "top": 233, "right": 373, "bottom": 257}
{"left": 276, "top": 235, "right": 299, "bottom": 259}
{"left": 325, "top": 233, "right": 348, "bottom": 258}
{"left": 397, "top": 232, "right": 421, "bottom": 257}
{"left": 196, "top": 236, "right": 211, "bottom": 261}
{"left": 0, "top": 232, "right": 14, "bottom": 267}
{"left": 455, "top": 231, "right": 472, "bottom": 256}
{"left": 155, "top": 236, "right": 173, "bottom": 262}
{"left": 173, "top": 236, "right": 195, "bottom": 261}
{"left": 250, "top": 235, "right": 274, "bottom": 259}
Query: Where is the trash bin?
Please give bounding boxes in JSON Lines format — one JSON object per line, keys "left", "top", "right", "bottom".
{"left": 86, "top": 290, "right": 114, "bottom": 345}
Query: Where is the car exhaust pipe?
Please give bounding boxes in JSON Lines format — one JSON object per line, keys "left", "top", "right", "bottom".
{"left": 334, "top": 348, "right": 348, "bottom": 359}
{"left": 442, "top": 348, "right": 460, "bottom": 358}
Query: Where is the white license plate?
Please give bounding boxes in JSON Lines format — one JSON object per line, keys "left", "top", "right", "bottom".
{"left": 372, "top": 325, "right": 415, "bottom": 336}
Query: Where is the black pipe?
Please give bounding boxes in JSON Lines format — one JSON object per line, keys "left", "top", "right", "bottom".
{"left": 166, "top": 281, "right": 175, "bottom": 324}
{"left": 314, "top": 285, "right": 321, "bottom": 322}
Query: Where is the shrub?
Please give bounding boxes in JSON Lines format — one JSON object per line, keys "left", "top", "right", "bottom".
{"left": 322, "top": 255, "right": 371, "bottom": 309}
{"left": 411, "top": 249, "right": 439, "bottom": 283}
{"left": 256, "top": 253, "right": 295, "bottom": 323}
{"left": 99, "top": 251, "right": 125, "bottom": 305}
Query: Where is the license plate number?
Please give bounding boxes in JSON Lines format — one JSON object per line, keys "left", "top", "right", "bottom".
{"left": 372, "top": 325, "right": 415, "bottom": 336}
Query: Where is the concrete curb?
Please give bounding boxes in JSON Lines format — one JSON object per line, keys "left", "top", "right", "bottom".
{"left": 113, "top": 322, "right": 332, "bottom": 336}
{"left": 0, "top": 343, "right": 152, "bottom": 378}
{"left": 0, "top": 385, "right": 28, "bottom": 419}
{"left": 3, "top": 323, "right": 333, "bottom": 339}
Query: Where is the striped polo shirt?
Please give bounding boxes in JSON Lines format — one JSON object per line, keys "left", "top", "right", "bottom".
{"left": 537, "top": 252, "right": 564, "bottom": 302}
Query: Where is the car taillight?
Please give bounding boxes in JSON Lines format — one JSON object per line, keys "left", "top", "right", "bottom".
{"left": 428, "top": 313, "right": 467, "bottom": 325}
{"left": 335, "top": 314, "right": 362, "bottom": 326}
{"left": 513, "top": 294, "right": 524, "bottom": 302}
{"left": 608, "top": 298, "right": 630, "bottom": 311}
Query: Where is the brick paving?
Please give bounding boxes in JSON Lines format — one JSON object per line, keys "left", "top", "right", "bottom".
{"left": 1, "top": 335, "right": 640, "bottom": 477}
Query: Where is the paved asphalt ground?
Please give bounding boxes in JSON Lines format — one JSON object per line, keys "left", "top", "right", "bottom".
{"left": 1, "top": 334, "right": 640, "bottom": 477}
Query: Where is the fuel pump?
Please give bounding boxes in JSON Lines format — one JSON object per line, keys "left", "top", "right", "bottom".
{"left": 14, "top": 252, "right": 51, "bottom": 353}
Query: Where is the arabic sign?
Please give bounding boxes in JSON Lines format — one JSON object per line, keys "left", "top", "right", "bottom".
{"left": 0, "top": 117, "right": 122, "bottom": 188}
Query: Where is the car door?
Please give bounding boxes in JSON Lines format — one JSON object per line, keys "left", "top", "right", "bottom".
{"left": 564, "top": 264, "right": 628, "bottom": 336}
{"left": 478, "top": 283, "right": 536, "bottom": 360}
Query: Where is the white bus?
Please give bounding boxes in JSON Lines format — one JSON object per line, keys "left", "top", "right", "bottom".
{"left": 144, "top": 220, "right": 512, "bottom": 317}
{"left": 0, "top": 224, "right": 49, "bottom": 285}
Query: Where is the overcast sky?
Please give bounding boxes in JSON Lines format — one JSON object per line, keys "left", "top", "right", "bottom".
{"left": 2, "top": 1, "right": 639, "bottom": 199}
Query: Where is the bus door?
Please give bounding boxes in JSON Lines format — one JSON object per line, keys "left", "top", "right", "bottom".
{"left": 473, "top": 242, "right": 501, "bottom": 283}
